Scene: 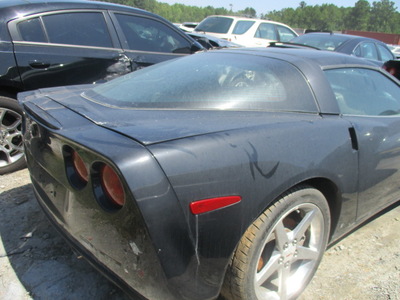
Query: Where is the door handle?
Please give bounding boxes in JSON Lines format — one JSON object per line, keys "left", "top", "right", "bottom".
{"left": 29, "top": 61, "right": 51, "bottom": 69}
{"left": 348, "top": 127, "right": 359, "bottom": 151}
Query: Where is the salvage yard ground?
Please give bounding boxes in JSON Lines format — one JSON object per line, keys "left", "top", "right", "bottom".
{"left": 1, "top": 169, "right": 399, "bottom": 300}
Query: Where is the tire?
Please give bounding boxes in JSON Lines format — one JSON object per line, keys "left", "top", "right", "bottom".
{"left": 0, "top": 96, "right": 26, "bottom": 174}
{"left": 222, "top": 185, "right": 331, "bottom": 300}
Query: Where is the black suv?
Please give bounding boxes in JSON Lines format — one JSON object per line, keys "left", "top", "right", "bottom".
{"left": 0, "top": 0, "right": 203, "bottom": 174}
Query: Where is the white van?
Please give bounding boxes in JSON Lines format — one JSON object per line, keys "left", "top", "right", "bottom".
{"left": 194, "top": 15, "right": 298, "bottom": 47}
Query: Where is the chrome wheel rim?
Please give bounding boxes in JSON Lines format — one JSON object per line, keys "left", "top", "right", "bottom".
{"left": 254, "top": 203, "right": 325, "bottom": 300}
{"left": 0, "top": 108, "right": 24, "bottom": 168}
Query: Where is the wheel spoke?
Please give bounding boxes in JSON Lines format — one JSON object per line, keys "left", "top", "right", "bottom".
{"left": 5, "top": 133, "right": 24, "bottom": 151}
{"left": 274, "top": 220, "right": 290, "bottom": 251}
{"left": 256, "top": 252, "right": 281, "bottom": 285}
{"left": 0, "top": 109, "right": 6, "bottom": 122}
{"left": 6, "top": 117, "right": 22, "bottom": 131}
{"left": 292, "top": 209, "right": 317, "bottom": 241}
{"left": 294, "top": 245, "right": 319, "bottom": 262}
{"left": 277, "top": 265, "right": 291, "bottom": 300}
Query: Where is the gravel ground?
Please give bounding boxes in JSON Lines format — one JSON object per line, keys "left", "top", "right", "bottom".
{"left": 1, "top": 169, "right": 399, "bottom": 300}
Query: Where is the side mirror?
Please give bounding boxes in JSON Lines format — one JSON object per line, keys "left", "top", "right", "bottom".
{"left": 191, "top": 42, "right": 205, "bottom": 53}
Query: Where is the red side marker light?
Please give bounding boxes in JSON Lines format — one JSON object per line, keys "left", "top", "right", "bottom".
{"left": 190, "top": 196, "right": 242, "bottom": 215}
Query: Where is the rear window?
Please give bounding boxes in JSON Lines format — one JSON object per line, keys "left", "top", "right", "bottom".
{"left": 232, "top": 21, "right": 255, "bottom": 34}
{"left": 195, "top": 17, "right": 233, "bottom": 34}
{"left": 255, "top": 23, "right": 277, "bottom": 40}
{"left": 378, "top": 44, "right": 395, "bottom": 61}
{"left": 84, "top": 52, "right": 317, "bottom": 112}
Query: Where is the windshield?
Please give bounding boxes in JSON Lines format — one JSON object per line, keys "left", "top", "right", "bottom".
{"left": 83, "top": 52, "right": 317, "bottom": 112}
{"left": 195, "top": 16, "right": 233, "bottom": 34}
{"left": 291, "top": 34, "right": 349, "bottom": 51}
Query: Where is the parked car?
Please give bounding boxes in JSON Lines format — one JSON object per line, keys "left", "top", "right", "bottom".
{"left": 194, "top": 15, "right": 298, "bottom": 47}
{"left": 187, "top": 32, "right": 241, "bottom": 49}
{"left": 290, "top": 32, "right": 395, "bottom": 65}
{"left": 0, "top": 0, "right": 203, "bottom": 175}
{"left": 21, "top": 48, "right": 400, "bottom": 300}
{"left": 388, "top": 44, "right": 400, "bottom": 58}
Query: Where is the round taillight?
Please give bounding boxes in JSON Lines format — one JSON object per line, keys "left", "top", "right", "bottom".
{"left": 72, "top": 151, "right": 89, "bottom": 183}
{"left": 100, "top": 165, "right": 125, "bottom": 207}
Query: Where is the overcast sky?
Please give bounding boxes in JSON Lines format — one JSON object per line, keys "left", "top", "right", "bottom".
{"left": 159, "top": 0, "right": 400, "bottom": 15}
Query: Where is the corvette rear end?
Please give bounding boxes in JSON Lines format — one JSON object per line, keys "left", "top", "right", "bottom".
{"left": 21, "top": 89, "right": 180, "bottom": 299}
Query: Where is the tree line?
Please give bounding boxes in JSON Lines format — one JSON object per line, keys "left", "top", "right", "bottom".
{"left": 105, "top": 0, "right": 400, "bottom": 34}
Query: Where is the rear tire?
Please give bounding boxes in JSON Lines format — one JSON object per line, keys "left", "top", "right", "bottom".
{"left": 222, "top": 185, "right": 330, "bottom": 300}
{"left": 0, "top": 96, "right": 26, "bottom": 174}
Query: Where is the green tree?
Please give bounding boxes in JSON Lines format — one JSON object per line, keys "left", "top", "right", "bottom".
{"left": 369, "top": 0, "right": 398, "bottom": 33}
{"left": 103, "top": 0, "right": 400, "bottom": 34}
{"left": 237, "top": 7, "right": 257, "bottom": 18}
{"left": 299, "top": 1, "right": 307, "bottom": 9}
{"left": 347, "top": 0, "right": 370, "bottom": 30}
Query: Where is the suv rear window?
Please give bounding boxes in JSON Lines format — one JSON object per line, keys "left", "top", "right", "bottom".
{"left": 84, "top": 52, "right": 317, "bottom": 112}
{"left": 255, "top": 23, "right": 277, "bottom": 40}
{"left": 195, "top": 17, "right": 233, "bottom": 34}
{"left": 232, "top": 21, "right": 255, "bottom": 34}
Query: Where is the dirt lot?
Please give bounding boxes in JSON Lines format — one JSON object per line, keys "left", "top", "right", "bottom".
{"left": 1, "top": 169, "right": 399, "bottom": 300}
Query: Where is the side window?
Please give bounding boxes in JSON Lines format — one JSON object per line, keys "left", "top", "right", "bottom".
{"left": 377, "top": 44, "right": 395, "bottom": 61}
{"left": 17, "top": 17, "right": 47, "bottom": 42}
{"left": 276, "top": 25, "right": 297, "bottom": 42}
{"left": 42, "top": 12, "right": 113, "bottom": 47}
{"left": 325, "top": 68, "right": 400, "bottom": 116}
{"left": 255, "top": 23, "right": 277, "bottom": 40}
{"left": 114, "top": 14, "right": 191, "bottom": 54}
{"left": 354, "top": 42, "right": 378, "bottom": 60}
{"left": 232, "top": 21, "right": 255, "bottom": 34}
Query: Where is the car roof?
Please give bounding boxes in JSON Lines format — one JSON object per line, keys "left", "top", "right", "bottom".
{"left": 217, "top": 47, "right": 378, "bottom": 68}
{"left": 0, "top": 0, "right": 162, "bottom": 42}
{"left": 203, "top": 15, "right": 291, "bottom": 26}
{"left": 298, "top": 32, "right": 384, "bottom": 43}
{"left": 0, "top": 0, "right": 149, "bottom": 17}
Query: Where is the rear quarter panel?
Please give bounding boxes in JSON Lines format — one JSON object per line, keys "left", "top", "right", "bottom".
{"left": 149, "top": 112, "right": 359, "bottom": 292}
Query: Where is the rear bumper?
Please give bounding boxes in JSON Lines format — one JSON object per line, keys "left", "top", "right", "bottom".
{"left": 26, "top": 149, "right": 175, "bottom": 300}
{"left": 32, "top": 181, "right": 147, "bottom": 300}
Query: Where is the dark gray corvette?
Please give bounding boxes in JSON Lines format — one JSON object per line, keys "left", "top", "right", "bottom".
{"left": 20, "top": 48, "right": 400, "bottom": 300}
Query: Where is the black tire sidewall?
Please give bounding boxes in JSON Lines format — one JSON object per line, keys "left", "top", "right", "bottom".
{"left": 0, "top": 96, "right": 22, "bottom": 113}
